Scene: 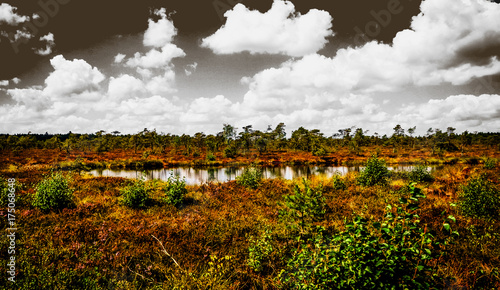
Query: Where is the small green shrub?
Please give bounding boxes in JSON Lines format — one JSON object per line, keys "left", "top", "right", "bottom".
{"left": 236, "top": 167, "right": 263, "bottom": 189}
{"left": 206, "top": 152, "right": 216, "bottom": 161}
{"left": 120, "top": 178, "right": 150, "bottom": 209}
{"left": 33, "top": 172, "right": 74, "bottom": 211}
{"left": 409, "top": 165, "right": 434, "bottom": 183}
{"left": 164, "top": 175, "right": 188, "bottom": 207}
{"left": 247, "top": 228, "right": 274, "bottom": 272}
{"left": 332, "top": 173, "right": 347, "bottom": 191}
{"left": 357, "top": 155, "right": 390, "bottom": 186}
{"left": 484, "top": 158, "right": 497, "bottom": 170}
{"left": 312, "top": 146, "right": 327, "bottom": 157}
{"left": 279, "top": 184, "right": 457, "bottom": 289}
{"left": 459, "top": 175, "right": 500, "bottom": 219}
{"left": 223, "top": 144, "right": 237, "bottom": 158}
{"left": 280, "top": 179, "right": 326, "bottom": 238}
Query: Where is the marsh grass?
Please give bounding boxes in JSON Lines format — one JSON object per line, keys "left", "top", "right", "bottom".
{"left": 1, "top": 162, "right": 499, "bottom": 289}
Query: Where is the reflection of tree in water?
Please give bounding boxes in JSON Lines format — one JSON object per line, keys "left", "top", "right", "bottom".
{"left": 207, "top": 168, "right": 217, "bottom": 182}
{"left": 223, "top": 167, "right": 240, "bottom": 181}
{"left": 265, "top": 167, "right": 283, "bottom": 179}
{"left": 92, "top": 165, "right": 437, "bottom": 185}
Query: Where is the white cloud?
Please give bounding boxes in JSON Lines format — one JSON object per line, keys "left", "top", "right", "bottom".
{"left": 0, "top": 80, "right": 8, "bottom": 86}
{"left": 11, "top": 77, "right": 21, "bottom": 84}
{"left": 125, "top": 43, "right": 185, "bottom": 69}
{"left": 201, "top": 0, "right": 333, "bottom": 57}
{"left": 107, "top": 74, "right": 147, "bottom": 102}
{"left": 143, "top": 8, "right": 177, "bottom": 48}
{"left": 0, "top": 3, "right": 28, "bottom": 25}
{"left": 396, "top": 94, "right": 500, "bottom": 133}
{"left": 234, "top": 0, "right": 500, "bottom": 135}
{"left": 114, "top": 53, "right": 126, "bottom": 64}
{"left": 185, "top": 62, "right": 198, "bottom": 76}
{"left": 35, "top": 33, "right": 55, "bottom": 56}
{"left": 44, "top": 55, "right": 105, "bottom": 98}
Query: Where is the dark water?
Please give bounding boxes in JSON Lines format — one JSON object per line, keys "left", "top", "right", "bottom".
{"left": 89, "top": 165, "right": 430, "bottom": 185}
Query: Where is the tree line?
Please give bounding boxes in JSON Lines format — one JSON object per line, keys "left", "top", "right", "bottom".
{"left": 1, "top": 124, "right": 499, "bottom": 157}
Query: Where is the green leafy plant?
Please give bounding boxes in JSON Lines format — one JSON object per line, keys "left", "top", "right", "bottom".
{"left": 120, "top": 177, "right": 150, "bottom": 209}
{"left": 409, "top": 165, "right": 434, "bottom": 183}
{"left": 236, "top": 166, "right": 263, "bottom": 189}
{"left": 459, "top": 175, "right": 500, "bottom": 219}
{"left": 247, "top": 228, "right": 274, "bottom": 272}
{"left": 484, "top": 158, "right": 497, "bottom": 170}
{"left": 33, "top": 172, "right": 74, "bottom": 211}
{"left": 332, "top": 173, "right": 347, "bottom": 191}
{"left": 206, "top": 152, "right": 216, "bottom": 161}
{"left": 164, "top": 174, "right": 188, "bottom": 207}
{"left": 357, "top": 155, "right": 390, "bottom": 186}
{"left": 279, "top": 183, "right": 457, "bottom": 290}
{"left": 279, "top": 179, "right": 326, "bottom": 239}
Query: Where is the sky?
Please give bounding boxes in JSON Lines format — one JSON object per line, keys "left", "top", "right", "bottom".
{"left": 0, "top": 0, "right": 499, "bottom": 136}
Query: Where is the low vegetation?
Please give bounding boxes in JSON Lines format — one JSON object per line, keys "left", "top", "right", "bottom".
{"left": 0, "top": 125, "right": 499, "bottom": 289}
{"left": 32, "top": 172, "right": 74, "bottom": 211}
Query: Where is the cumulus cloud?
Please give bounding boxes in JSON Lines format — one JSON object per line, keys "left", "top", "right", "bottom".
{"left": 0, "top": 80, "right": 8, "bottom": 86}
{"left": 185, "top": 62, "right": 198, "bottom": 76}
{"left": 233, "top": 0, "right": 500, "bottom": 134}
{"left": 201, "top": 0, "right": 333, "bottom": 57}
{"left": 114, "top": 53, "right": 126, "bottom": 64}
{"left": 34, "top": 33, "right": 56, "bottom": 56}
{"left": 125, "top": 43, "right": 185, "bottom": 69}
{"left": 395, "top": 94, "right": 500, "bottom": 132}
{"left": 0, "top": 9, "right": 187, "bottom": 134}
{"left": 44, "top": 55, "right": 105, "bottom": 98}
{"left": 0, "top": 3, "right": 28, "bottom": 25}
{"left": 143, "top": 8, "right": 177, "bottom": 48}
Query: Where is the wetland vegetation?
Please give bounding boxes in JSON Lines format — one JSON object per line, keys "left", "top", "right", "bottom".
{"left": 1, "top": 124, "right": 499, "bottom": 289}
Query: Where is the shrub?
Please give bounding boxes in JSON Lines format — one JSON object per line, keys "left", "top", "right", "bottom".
{"left": 279, "top": 184, "right": 457, "bottom": 289}
{"left": 120, "top": 178, "right": 149, "bottom": 209}
{"left": 409, "top": 165, "right": 434, "bottom": 183}
{"left": 33, "top": 172, "right": 74, "bottom": 211}
{"left": 236, "top": 167, "right": 263, "bottom": 189}
{"left": 484, "top": 158, "right": 497, "bottom": 170}
{"left": 247, "top": 228, "right": 274, "bottom": 272}
{"left": 206, "top": 152, "right": 216, "bottom": 162}
{"left": 332, "top": 173, "right": 347, "bottom": 191}
{"left": 459, "top": 175, "right": 500, "bottom": 219}
{"left": 164, "top": 174, "right": 188, "bottom": 207}
{"left": 223, "top": 144, "right": 237, "bottom": 158}
{"left": 280, "top": 179, "right": 326, "bottom": 238}
{"left": 357, "top": 155, "right": 390, "bottom": 186}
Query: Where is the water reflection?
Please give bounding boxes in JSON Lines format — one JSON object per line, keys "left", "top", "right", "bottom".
{"left": 89, "top": 165, "right": 431, "bottom": 186}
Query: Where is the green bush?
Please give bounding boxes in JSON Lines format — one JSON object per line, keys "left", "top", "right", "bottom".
{"left": 332, "top": 173, "right": 347, "bottom": 191}
{"left": 120, "top": 178, "right": 150, "bottom": 209}
{"left": 484, "top": 158, "right": 497, "bottom": 170}
{"left": 206, "top": 152, "right": 216, "bottom": 161}
{"left": 280, "top": 179, "right": 326, "bottom": 238}
{"left": 409, "top": 165, "right": 434, "bottom": 183}
{"left": 247, "top": 228, "right": 274, "bottom": 272}
{"left": 279, "top": 184, "right": 457, "bottom": 289}
{"left": 164, "top": 175, "right": 188, "bottom": 207}
{"left": 357, "top": 156, "right": 390, "bottom": 186}
{"left": 33, "top": 172, "right": 74, "bottom": 211}
{"left": 223, "top": 144, "right": 238, "bottom": 158}
{"left": 459, "top": 175, "right": 500, "bottom": 219}
{"left": 236, "top": 167, "right": 263, "bottom": 189}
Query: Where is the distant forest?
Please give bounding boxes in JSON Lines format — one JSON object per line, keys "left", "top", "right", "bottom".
{"left": 1, "top": 124, "right": 499, "bottom": 157}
